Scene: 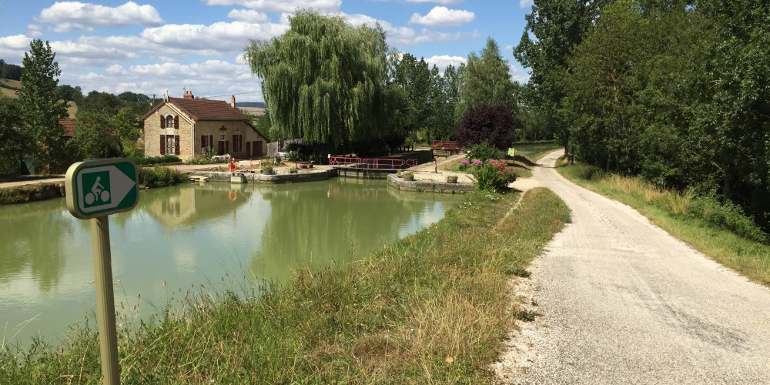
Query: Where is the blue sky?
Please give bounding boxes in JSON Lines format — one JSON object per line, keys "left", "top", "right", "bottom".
{"left": 0, "top": 0, "right": 533, "bottom": 102}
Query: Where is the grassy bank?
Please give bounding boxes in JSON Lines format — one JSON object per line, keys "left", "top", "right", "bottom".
{"left": 0, "top": 188, "right": 569, "bottom": 383}
{"left": 558, "top": 161, "right": 770, "bottom": 285}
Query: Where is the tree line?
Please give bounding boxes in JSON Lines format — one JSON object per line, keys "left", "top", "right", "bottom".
{"left": 247, "top": 11, "right": 531, "bottom": 159}
{"left": 517, "top": 0, "right": 770, "bottom": 230}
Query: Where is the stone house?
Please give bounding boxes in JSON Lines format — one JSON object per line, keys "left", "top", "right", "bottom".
{"left": 141, "top": 92, "right": 268, "bottom": 160}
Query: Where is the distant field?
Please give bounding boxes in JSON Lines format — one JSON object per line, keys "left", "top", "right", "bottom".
{"left": 0, "top": 78, "right": 20, "bottom": 98}
{"left": 0, "top": 78, "right": 78, "bottom": 118}
{"left": 512, "top": 141, "right": 563, "bottom": 161}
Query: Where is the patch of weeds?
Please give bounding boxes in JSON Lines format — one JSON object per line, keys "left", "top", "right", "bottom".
{"left": 513, "top": 309, "right": 537, "bottom": 322}
{"left": 506, "top": 267, "right": 531, "bottom": 278}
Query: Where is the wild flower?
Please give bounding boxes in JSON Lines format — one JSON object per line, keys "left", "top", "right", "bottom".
{"left": 473, "top": 160, "right": 483, "bottom": 166}
{"left": 461, "top": 159, "right": 470, "bottom": 165}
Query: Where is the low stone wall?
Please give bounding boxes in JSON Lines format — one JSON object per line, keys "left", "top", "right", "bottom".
{"left": 188, "top": 168, "right": 337, "bottom": 184}
{"left": 387, "top": 174, "right": 475, "bottom": 194}
{"left": 0, "top": 182, "right": 66, "bottom": 204}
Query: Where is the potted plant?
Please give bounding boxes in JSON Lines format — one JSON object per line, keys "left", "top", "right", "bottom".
{"left": 402, "top": 171, "right": 415, "bottom": 181}
{"left": 289, "top": 166, "right": 298, "bottom": 174}
{"left": 261, "top": 164, "right": 275, "bottom": 175}
{"left": 446, "top": 175, "right": 458, "bottom": 183}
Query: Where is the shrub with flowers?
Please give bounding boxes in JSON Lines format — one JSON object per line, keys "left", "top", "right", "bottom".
{"left": 470, "top": 159, "right": 516, "bottom": 192}
{"left": 459, "top": 159, "right": 470, "bottom": 171}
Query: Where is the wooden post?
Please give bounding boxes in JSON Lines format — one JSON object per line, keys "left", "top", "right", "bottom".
{"left": 90, "top": 216, "right": 120, "bottom": 385}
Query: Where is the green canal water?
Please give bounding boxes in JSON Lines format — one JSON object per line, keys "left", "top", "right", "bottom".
{"left": 0, "top": 179, "right": 461, "bottom": 344}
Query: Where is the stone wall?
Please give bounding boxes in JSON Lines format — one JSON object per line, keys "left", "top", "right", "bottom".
{"left": 194, "top": 120, "right": 267, "bottom": 160}
{"left": 144, "top": 104, "right": 193, "bottom": 159}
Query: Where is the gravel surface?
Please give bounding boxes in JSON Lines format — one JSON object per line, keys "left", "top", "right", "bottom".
{"left": 496, "top": 150, "right": 770, "bottom": 384}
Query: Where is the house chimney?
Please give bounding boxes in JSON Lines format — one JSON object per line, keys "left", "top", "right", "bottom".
{"left": 231, "top": 95, "right": 236, "bottom": 108}
{"left": 183, "top": 91, "right": 195, "bottom": 99}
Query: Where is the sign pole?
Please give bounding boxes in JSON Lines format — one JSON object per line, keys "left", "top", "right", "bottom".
{"left": 90, "top": 215, "right": 120, "bottom": 385}
{"left": 66, "top": 158, "right": 139, "bottom": 385}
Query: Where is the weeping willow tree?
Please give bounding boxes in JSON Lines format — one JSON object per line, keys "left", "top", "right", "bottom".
{"left": 246, "top": 11, "right": 394, "bottom": 150}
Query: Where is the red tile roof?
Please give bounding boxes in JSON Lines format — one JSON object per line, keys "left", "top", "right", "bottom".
{"left": 60, "top": 119, "right": 76, "bottom": 137}
{"left": 141, "top": 97, "right": 249, "bottom": 122}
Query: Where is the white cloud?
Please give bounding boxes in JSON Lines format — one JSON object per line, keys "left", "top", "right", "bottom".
{"left": 204, "top": 0, "right": 341, "bottom": 13}
{"left": 406, "top": 0, "right": 463, "bottom": 3}
{"left": 509, "top": 65, "right": 530, "bottom": 84}
{"left": 424, "top": 55, "right": 465, "bottom": 72}
{"left": 56, "top": 55, "right": 263, "bottom": 100}
{"left": 38, "top": 1, "right": 163, "bottom": 32}
{"left": 227, "top": 9, "right": 270, "bottom": 23}
{"left": 519, "top": 0, "right": 534, "bottom": 8}
{"left": 409, "top": 6, "right": 475, "bottom": 27}
{"left": 342, "top": 13, "right": 477, "bottom": 47}
{"left": 106, "top": 64, "right": 127, "bottom": 75}
{"left": 504, "top": 44, "right": 514, "bottom": 51}
{"left": 0, "top": 35, "right": 33, "bottom": 63}
{"left": 27, "top": 25, "right": 43, "bottom": 37}
{"left": 141, "top": 21, "right": 288, "bottom": 53}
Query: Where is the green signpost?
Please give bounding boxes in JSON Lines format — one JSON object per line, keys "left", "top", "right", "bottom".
{"left": 65, "top": 159, "right": 139, "bottom": 385}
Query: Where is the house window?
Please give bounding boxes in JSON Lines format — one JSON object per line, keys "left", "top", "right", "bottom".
{"left": 160, "top": 135, "right": 180, "bottom": 155}
{"left": 165, "top": 115, "right": 178, "bottom": 129}
{"left": 233, "top": 135, "right": 243, "bottom": 152}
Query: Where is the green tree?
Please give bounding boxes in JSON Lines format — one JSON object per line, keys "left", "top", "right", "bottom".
{"left": 246, "top": 11, "right": 397, "bottom": 151}
{"left": 459, "top": 38, "right": 518, "bottom": 121}
{"left": 515, "top": 0, "right": 608, "bottom": 151}
{"left": 18, "top": 39, "right": 68, "bottom": 172}
{"left": 0, "top": 97, "right": 28, "bottom": 174}
{"left": 71, "top": 110, "right": 123, "bottom": 159}
{"left": 55, "top": 84, "right": 83, "bottom": 104}
{"left": 81, "top": 90, "right": 122, "bottom": 115}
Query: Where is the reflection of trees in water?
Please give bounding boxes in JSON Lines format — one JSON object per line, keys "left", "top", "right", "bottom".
{"left": 251, "top": 180, "right": 438, "bottom": 282}
{"left": 0, "top": 200, "right": 74, "bottom": 291}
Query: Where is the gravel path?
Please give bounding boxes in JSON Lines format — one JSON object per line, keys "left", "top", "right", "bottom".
{"left": 497, "top": 150, "right": 770, "bottom": 384}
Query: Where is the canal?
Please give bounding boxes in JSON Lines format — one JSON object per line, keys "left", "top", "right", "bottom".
{"left": 0, "top": 179, "right": 461, "bottom": 344}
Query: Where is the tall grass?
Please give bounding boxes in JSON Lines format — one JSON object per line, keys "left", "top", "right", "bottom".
{"left": 0, "top": 188, "right": 570, "bottom": 383}
{"left": 559, "top": 162, "right": 770, "bottom": 284}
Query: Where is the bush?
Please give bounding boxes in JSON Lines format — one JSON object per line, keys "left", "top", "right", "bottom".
{"left": 261, "top": 164, "right": 276, "bottom": 175}
{"left": 471, "top": 160, "right": 516, "bottom": 192}
{"left": 689, "top": 196, "right": 768, "bottom": 243}
{"left": 453, "top": 104, "right": 515, "bottom": 150}
{"left": 187, "top": 156, "right": 221, "bottom": 165}
{"left": 467, "top": 142, "right": 505, "bottom": 163}
{"left": 138, "top": 167, "right": 187, "bottom": 188}
{"left": 131, "top": 155, "right": 181, "bottom": 166}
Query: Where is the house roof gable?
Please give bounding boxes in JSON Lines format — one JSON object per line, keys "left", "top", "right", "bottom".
{"left": 141, "top": 97, "right": 249, "bottom": 122}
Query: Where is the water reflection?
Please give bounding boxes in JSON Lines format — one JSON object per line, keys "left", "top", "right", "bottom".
{"left": 0, "top": 179, "right": 459, "bottom": 343}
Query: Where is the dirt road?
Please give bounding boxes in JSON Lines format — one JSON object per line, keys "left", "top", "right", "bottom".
{"left": 498, "top": 150, "right": 770, "bottom": 384}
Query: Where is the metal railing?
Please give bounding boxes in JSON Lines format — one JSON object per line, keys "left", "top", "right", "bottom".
{"left": 430, "top": 140, "right": 461, "bottom": 150}
{"left": 329, "top": 156, "right": 418, "bottom": 170}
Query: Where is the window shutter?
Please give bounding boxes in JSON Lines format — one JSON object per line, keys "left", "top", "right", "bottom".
{"left": 201, "top": 135, "right": 206, "bottom": 148}
{"left": 174, "top": 116, "right": 179, "bottom": 129}
{"left": 160, "top": 135, "right": 166, "bottom": 154}
{"left": 175, "top": 135, "right": 180, "bottom": 155}
{"left": 210, "top": 135, "right": 213, "bottom": 148}
{"left": 225, "top": 140, "right": 229, "bottom": 153}
{"left": 160, "top": 116, "right": 165, "bottom": 129}
{"left": 232, "top": 135, "right": 236, "bottom": 152}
